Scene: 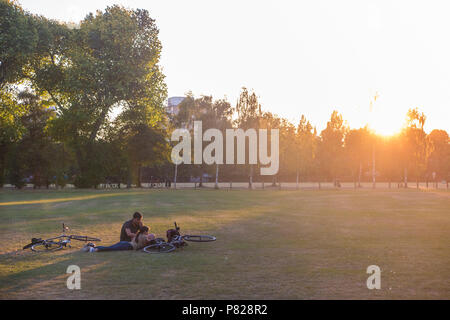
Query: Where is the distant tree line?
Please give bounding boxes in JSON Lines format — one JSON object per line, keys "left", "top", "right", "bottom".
{"left": 173, "top": 91, "right": 449, "bottom": 189}
{"left": 1, "top": 1, "right": 449, "bottom": 189}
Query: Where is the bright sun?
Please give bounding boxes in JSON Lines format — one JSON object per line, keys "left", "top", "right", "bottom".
{"left": 349, "top": 109, "right": 403, "bottom": 137}
{"left": 367, "top": 109, "right": 403, "bottom": 137}
{"left": 359, "top": 94, "right": 405, "bottom": 137}
{"left": 370, "top": 120, "right": 401, "bottom": 137}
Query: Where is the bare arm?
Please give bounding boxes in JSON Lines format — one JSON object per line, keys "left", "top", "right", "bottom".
{"left": 125, "top": 228, "right": 137, "bottom": 239}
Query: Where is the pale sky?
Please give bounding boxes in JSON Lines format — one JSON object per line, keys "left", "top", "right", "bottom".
{"left": 18, "top": 0, "right": 450, "bottom": 135}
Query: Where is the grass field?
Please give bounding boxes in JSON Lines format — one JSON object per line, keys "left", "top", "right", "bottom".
{"left": 0, "top": 188, "right": 449, "bottom": 299}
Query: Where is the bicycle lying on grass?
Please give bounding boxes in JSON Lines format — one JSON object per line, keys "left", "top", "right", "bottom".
{"left": 23, "top": 223, "right": 101, "bottom": 252}
{"left": 143, "top": 222, "right": 216, "bottom": 253}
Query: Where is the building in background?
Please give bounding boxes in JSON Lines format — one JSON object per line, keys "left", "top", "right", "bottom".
{"left": 167, "top": 96, "right": 185, "bottom": 115}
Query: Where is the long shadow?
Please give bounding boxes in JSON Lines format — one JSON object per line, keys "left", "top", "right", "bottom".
{"left": 0, "top": 249, "right": 117, "bottom": 298}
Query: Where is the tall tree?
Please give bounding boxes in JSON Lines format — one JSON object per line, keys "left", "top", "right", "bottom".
{"left": 427, "top": 129, "right": 450, "bottom": 184}
{"left": 317, "top": 111, "right": 348, "bottom": 185}
{"left": 400, "top": 108, "right": 431, "bottom": 188}
{"left": 377, "top": 135, "right": 403, "bottom": 188}
{"left": 344, "top": 127, "right": 372, "bottom": 187}
{"left": 175, "top": 95, "right": 233, "bottom": 187}
{"left": 235, "top": 88, "right": 261, "bottom": 189}
{"left": 0, "top": 0, "right": 39, "bottom": 86}
{"left": 32, "top": 6, "right": 167, "bottom": 187}
{"left": 0, "top": 87, "right": 28, "bottom": 186}
{"left": 296, "top": 115, "right": 317, "bottom": 187}
{"left": 7, "top": 91, "right": 56, "bottom": 188}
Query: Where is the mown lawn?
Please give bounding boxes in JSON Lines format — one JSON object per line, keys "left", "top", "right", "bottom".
{"left": 0, "top": 188, "right": 449, "bottom": 299}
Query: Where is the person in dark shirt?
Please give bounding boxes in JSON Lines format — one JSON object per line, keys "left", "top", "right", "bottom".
{"left": 120, "top": 212, "right": 143, "bottom": 241}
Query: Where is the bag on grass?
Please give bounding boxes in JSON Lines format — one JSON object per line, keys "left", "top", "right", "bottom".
{"left": 166, "top": 228, "right": 180, "bottom": 243}
{"left": 23, "top": 238, "right": 43, "bottom": 250}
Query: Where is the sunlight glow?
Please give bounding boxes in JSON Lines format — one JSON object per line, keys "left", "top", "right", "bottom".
{"left": 17, "top": 0, "right": 450, "bottom": 133}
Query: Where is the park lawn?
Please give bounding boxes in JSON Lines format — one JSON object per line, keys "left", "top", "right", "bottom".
{"left": 0, "top": 188, "right": 449, "bottom": 299}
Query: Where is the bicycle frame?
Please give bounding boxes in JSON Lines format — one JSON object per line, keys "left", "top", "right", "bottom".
{"left": 24, "top": 223, "right": 101, "bottom": 251}
{"left": 142, "top": 222, "right": 215, "bottom": 253}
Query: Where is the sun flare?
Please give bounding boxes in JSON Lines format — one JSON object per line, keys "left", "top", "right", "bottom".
{"left": 369, "top": 118, "right": 402, "bottom": 137}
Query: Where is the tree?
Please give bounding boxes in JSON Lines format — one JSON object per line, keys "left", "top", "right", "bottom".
{"left": 296, "top": 115, "right": 317, "bottom": 187}
{"left": 112, "top": 103, "right": 170, "bottom": 188}
{"left": 0, "top": 0, "right": 39, "bottom": 86}
{"left": 175, "top": 95, "right": 233, "bottom": 188}
{"left": 31, "top": 6, "right": 167, "bottom": 187}
{"left": 6, "top": 91, "right": 56, "bottom": 188}
{"left": 377, "top": 135, "right": 403, "bottom": 188}
{"left": 344, "top": 127, "right": 372, "bottom": 188}
{"left": 427, "top": 129, "right": 450, "bottom": 184}
{"left": 317, "top": 111, "right": 348, "bottom": 184}
{"left": 0, "top": 87, "right": 28, "bottom": 185}
{"left": 235, "top": 88, "right": 262, "bottom": 189}
{"left": 400, "top": 108, "right": 431, "bottom": 188}
{"left": 211, "top": 98, "right": 233, "bottom": 188}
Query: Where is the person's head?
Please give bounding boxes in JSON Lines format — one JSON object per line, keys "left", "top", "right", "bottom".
{"left": 135, "top": 226, "right": 149, "bottom": 244}
{"left": 139, "top": 226, "right": 149, "bottom": 235}
{"left": 132, "top": 211, "right": 143, "bottom": 226}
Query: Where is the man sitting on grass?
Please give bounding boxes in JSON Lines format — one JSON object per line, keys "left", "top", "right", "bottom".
{"left": 120, "top": 211, "right": 143, "bottom": 242}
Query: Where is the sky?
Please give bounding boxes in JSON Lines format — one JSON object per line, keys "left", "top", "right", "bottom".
{"left": 18, "top": 0, "right": 450, "bottom": 135}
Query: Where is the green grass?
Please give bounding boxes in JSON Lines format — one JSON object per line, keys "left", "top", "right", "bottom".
{"left": 0, "top": 188, "right": 449, "bottom": 299}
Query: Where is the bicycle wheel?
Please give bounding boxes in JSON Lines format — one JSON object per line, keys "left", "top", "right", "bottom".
{"left": 70, "top": 235, "right": 101, "bottom": 242}
{"left": 31, "top": 241, "right": 63, "bottom": 252}
{"left": 143, "top": 243, "right": 176, "bottom": 253}
{"left": 182, "top": 235, "right": 216, "bottom": 242}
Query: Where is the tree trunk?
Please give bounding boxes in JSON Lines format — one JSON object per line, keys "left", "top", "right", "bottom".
{"left": 372, "top": 145, "right": 376, "bottom": 189}
{"left": 404, "top": 167, "right": 408, "bottom": 188}
{"left": 249, "top": 165, "right": 253, "bottom": 189}
{"left": 127, "top": 167, "right": 132, "bottom": 189}
{"left": 0, "top": 145, "right": 6, "bottom": 187}
{"left": 174, "top": 164, "right": 177, "bottom": 190}
{"left": 88, "top": 105, "right": 110, "bottom": 143}
{"left": 137, "top": 165, "right": 142, "bottom": 188}
{"left": 215, "top": 164, "right": 219, "bottom": 189}
{"left": 296, "top": 169, "right": 299, "bottom": 190}
{"left": 358, "top": 162, "right": 362, "bottom": 188}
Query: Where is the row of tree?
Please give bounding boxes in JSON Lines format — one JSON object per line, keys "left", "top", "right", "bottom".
{"left": 1, "top": 1, "right": 449, "bottom": 189}
{"left": 173, "top": 91, "right": 449, "bottom": 189}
